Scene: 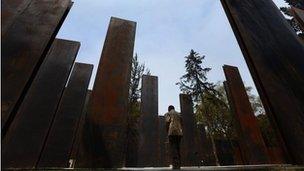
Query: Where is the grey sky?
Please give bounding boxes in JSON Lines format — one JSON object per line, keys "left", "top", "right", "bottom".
{"left": 57, "top": 0, "right": 288, "bottom": 115}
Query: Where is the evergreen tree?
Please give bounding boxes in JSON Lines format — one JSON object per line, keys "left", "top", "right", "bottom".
{"left": 129, "top": 53, "right": 145, "bottom": 116}
{"left": 177, "top": 49, "right": 221, "bottom": 165}
{"left": 177, "top": 49, "right": 217, "bottom": 102}
{"left": 129, "top": 53, "right": 151, "bottom": 117}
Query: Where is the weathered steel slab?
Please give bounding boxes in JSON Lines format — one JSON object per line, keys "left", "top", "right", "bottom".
{"left": 197, "top": 124, "right": 216, "bottom": 166}
{"left": 1, "top": 0, "right": 73, "bottom": 136}
{"left": 223, "top": 65, "right": 269, "bottom": 164}
{"left": 292, "top": 7, "right": 304, "bottom": 31}
{"left": 231, "top": 141, "right": 244, "bottom": 165}
{"left": 158, "top": 116, "right": 169, "bottom": 167}
{"left": 2, "top": 39, "right": 80, "bottom": 169}
{"left": 267, "top": 147, "right": 285, "bottom": 164}
{"left": 223, "top": 81, "right": 245, "bottom": 166}
{"left": 73, "top": 90, "right": 92, "bottom": 168}
{"left": 79, "top": 17, "right": 136, "bottom": 168}
{"left": 215, "top": 140, "right": 234, "bottom": 165}
{"left": 1, "top": 0, "right": 32, "bottom": 37}
{"left": 221, "top": 0, "right": 304, "bottom": 164}
{"left": 179, "top": 94, "right": 200, "bottom": 166}
{"left": 125, "top": 115, "right": 140, "bottom": 167}
{"left": 37, "top": 63, "right": 93, "bottom": 168}
{"left": 138, "top": 75, "right": 159, "bottom": 167}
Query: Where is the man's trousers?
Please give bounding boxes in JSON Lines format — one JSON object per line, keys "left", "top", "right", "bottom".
{"left": 169, "top": 135, "right": 182, "bottom": 169}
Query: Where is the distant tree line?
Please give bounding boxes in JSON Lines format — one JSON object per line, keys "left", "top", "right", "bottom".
{"left": 126, "top": 49, "right": 279, "bottom": 165}
{"left": 177, "top": 49, "right": 278, "bottom": 165}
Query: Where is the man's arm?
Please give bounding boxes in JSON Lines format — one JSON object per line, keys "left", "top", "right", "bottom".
{"left": 164, "top": 113, "right": 170, "bottom": 133}
{"left": 178, "top": 113, "right": 183, "bottom": 128}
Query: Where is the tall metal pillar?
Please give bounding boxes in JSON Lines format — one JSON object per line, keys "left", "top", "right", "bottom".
{"left": 221, "top": 0, "right": 304, "bottom": 164}
{"left": 37, "top": 63, "right": 93, "bottom": 167}
{"left": 179, "top": 94, "right": 200, "bottom": 166}
{"left": 79, "top": 17, "right": 136, "bottom": 168}
{"left": 137, "top": 75, "right": 159, "bottom": 167}
{"left": 223, "top": 65, "right": 269, "bottom": 164}
{"left": 73, "top": 90, "right": 92, "bottom": 168}
{"left": 1, "top": 0, "right": 72, "bottom": 135}
{"left": 2, "top": 39, "right": 79, "bottom": 168}
{"left": 197, "top": 123, "right": 216, "bottom": 166}
{"left": 158, "top": 116, "right": 169, "bottom": 167}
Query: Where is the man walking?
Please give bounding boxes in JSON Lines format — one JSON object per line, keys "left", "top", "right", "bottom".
{"left": 164, "top": 105, "right": 183, "bottom": 169}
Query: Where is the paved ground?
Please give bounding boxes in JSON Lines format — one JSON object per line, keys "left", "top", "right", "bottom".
{"left": 119, "top": 164, "right": 303, "bottom": 170}
{"left": 4, "top": 164, "right": 304, "bottom": 170}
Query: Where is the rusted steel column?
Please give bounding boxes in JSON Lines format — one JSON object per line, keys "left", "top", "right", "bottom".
{"left": 125, "top": 114, "right": 139, "bottom": 167}
{"left": 221, "top": 0, "right": 304, "bottom": 164}
{"left": 197, "top": 124, "right": 216, "bottom": 166}
{"left": 73, "top": 90, "right": 92, "bottom": 168}
{"left": 1, "top": 0, "right": 32, "bottom": 37}
{"left": 215, "top": 140, "right": 234, "bottom": 165}
{"left": 179, "top": 94, "right": 200, "bottom": 166}
{"left": 158, "top": 116, "right": 169, "bottom": 167}
{"left": 37, "top": 63, "right": 93, "bottom": 168}
{"left": 267, "top": 147, "right": 285, "bottom": 164}
{"left": 292, "top": 7, "right": 304, "bottom": 31}
{"left": 79, "top": 17, "right": 136, "bottom": 168}
{"left": 223, "top": 65, "right": 269, "bottom": 164}
{"left": 232, "top": 141, "right": 244, "bottom": 165}
{"left": 2, "top": 39, "right": 79, "bottom": 169}
{"left": 223, "top": 81, "right": 245, "bottom": 165}
{"left": 137, "top": 75, "right": 159, "bottom": 167}
{"left": 1, "top": 0, "right": 72, "bottom": 136}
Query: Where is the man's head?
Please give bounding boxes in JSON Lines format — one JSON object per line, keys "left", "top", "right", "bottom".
{"left": 168, "top": 105, "right": 175, "bottom": 112}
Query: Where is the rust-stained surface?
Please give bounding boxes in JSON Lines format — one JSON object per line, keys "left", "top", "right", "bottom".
{"left": 2, "top": 39, "right": 79, "bottom": 169}
{"left": 267, "top": 147, "right": 285, "bottom": 164}
{"left": 1, "top": 0, "right": 72, "bottom": 136}
{"left": 73, "top": 90, "right": 92, "bottom": 168}
{"left": 1, "top": 0, "right": 32, "bottom": 37}
{"left": 158, "top": 116, "right": 170, "bottom": 167}
{"left": 221, "top": 0, "right": 304, "bottom": 164}
{"left": 137, "top": 75, "right": 160, "bottom": 167}
{"left": 78, "top": 17, "right": 136, "bottom": 168}
{"left": 232, "top": 142, "right": 244, "bottom": 165}
{"left": 223, "top": 65, "right": 269, "bottom": 164}
{"left": 197, "top": 124, "right": 216, "bottom": 166}
{"left": 179, "top": 94, "right": 200, "bottom": 166}
{"left": 125, "top": 112, "right": 140, "bottom": 167}
{"left": 37, "top": 63, "right": 93, "bottom": 168}
{"left": 215, "top": 140, "right": 234, "bottom": 165}
{"left": 223, "top": 81, "right": 245, "bottom": 166}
